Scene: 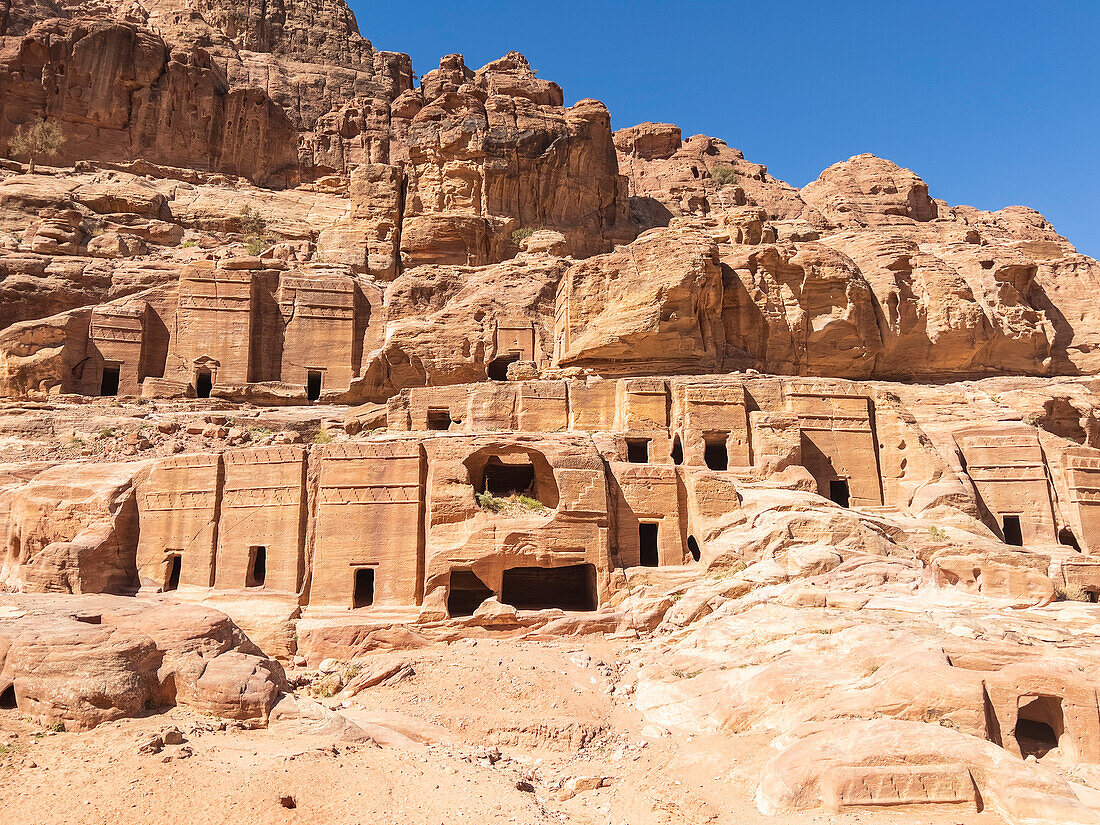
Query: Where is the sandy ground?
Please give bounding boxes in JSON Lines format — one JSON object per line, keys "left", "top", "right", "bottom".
{"left": 0, "top": 635, "right": 1005, "bottom": 825}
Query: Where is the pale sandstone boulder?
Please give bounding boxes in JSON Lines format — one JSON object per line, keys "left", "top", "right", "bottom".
{"left": 0, "top": 308, "right": 93, "bottom": 395}
{"left": 187, "top": 651, "right": 285, "bottom": 720}
{"left": 519, "top": 229, "right": 569, "bottom": 256}
{"left": 0, "top": 595, "right": 287, "bottom": 731}
{"left": 1, "top": 460, "right": 146, "bottom": 594}
{"left": 721, "top": 242, "right": 883, "bottom": 376}
{"left": 87, "top": 232, "right": 148, "bottom": 259}
{"left": 554, "top": 228, "right": 722, "bottom": 373}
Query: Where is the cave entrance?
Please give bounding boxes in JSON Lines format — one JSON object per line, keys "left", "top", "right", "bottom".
{"left": 100, "top": 364, "right": 120, "bottom": 397}
{"left": 483, "top": 456, "right": 535, "bottom": 497}
{"left": 501, "top": 564, "right": 597, "bottom": 611}
{"left": 447, "top": 570, "right": 494, "bottom": 617}
{"left": 1014, "top": 695, "right": 1064, "bottom": 759}
{"left": 688, "top": 535, "right": 701, "bottom": 562}
{"left": 164, "top": 554, "right": 182, "bottom": 591}
{"left": 829, "top": 479, "right": 850, "bottom": 508}
{"left": 353, "top": 567, "right": 375, "bottom": 608}
{"left": 247, "top": 546, "right": 266, "bottom": 588}
{"left": 704, "top": 435, "right": 728, "bottom": 471}
{"left": 671, "top": 436, "right": 684, "bottom": 465}
{"left": 195, "top": 370, "right": 212, "bottom": 399}
{"left": 488, "top": 353, "right": 520, "bottom": 381}
{"left": 626, "top": 439, "right": 650, "bottom": 464}
{"left": 1058, "top": 527, "right": 1082, "bottom": 552}
{"left": 1002, "top": 515, "right": 1023, "bottom": 546}
{"left": 306, "top": 370, "right": 323, "bottom": 402}
{"left": 0, "top": 685, "right": 16, "bottom": 710}
{"left": 639, "top": 522, "right": 659, "bottom": 567}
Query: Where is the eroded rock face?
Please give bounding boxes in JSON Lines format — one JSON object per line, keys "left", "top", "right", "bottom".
{"left": 800, "top": 153, "right": 938, "bottom": 226}
{"left": 0, "top": 19, "right": 301, "bottom": 185}
{"left": 554, "top": 229, "right": 723, "bottom": 373}
{"left": 399, "top": 53, "right": 631, "bottom": 266}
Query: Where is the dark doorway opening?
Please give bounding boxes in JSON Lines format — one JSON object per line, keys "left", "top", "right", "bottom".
{"left": 483, "top": 457, "right": 535, "bottom": 497}
{"left": 626, "top": 439, "right": 650, "bottom": 463}
{"left": 671, "top": 436, "right": 684, "bottom": 465}
{"left": 247, "top": 546, "right": 267, "bottom": 588}
{"left": 1014, "top": 696, "right": 1063, "bottom": 759}
{"left": 1058, "top": 528, "right": 1082, "bottom": 552}
{"left": 687, "top": 535, "right": 701, "bottom": 562}
{"left": 488, "top": 353, "right": 520, "bottom": 381}
{"left": 1002, "top": 515, "right": 1023, "bottom": 546}
{"left": 353, "top": 567, "right": 375, "bottom": 608}
{"left": 427, "top": 408, "right": 452, "bottom": 431}
{"left": 306, "top": 370, "right": 322, "bottom": 401}
{"left": 195, "top": 370, "right": 212, "bottom": 399}
{"left": 704, "top": 436, "right": 728, "bottom": 471}
{"left": 0, "top": 685, "right": 16, "bottom": 709}
{"left": 100, "top": 365, "right": 120, "bottom": 396}
{"left": 829, "top": 479, "right": 850, "bottom": 508}
{"left": 447, "top": 570, "right": 494, "bottom": 616}
{"left": 639, "top": 523, "right": 659, "bottom": 567}
{"left": 500, "top": 564, "right": 597, "bottom": 611}
{"left": 165, "top": 554, "right": 182, "bottom": 591}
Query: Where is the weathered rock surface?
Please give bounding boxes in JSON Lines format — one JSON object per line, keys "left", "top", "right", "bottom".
{"left": 0, "top": 594, "right": 287, "bottom": 730}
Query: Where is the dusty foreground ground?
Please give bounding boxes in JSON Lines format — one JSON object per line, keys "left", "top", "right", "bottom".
{"left": 0, "top": 630, "right": 1011, "bottom": 825}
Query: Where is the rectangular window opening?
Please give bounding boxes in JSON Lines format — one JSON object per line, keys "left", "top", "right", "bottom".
{"left": 353, "top": 567, "right": 375, "bottom": 608}
{"left": 626, "top": 438, "right": 650, "bottom": 464}
{"left": 100, "top": 364, "right": 120, "bottom": 396}
{"left": 639, "top": 522, "right": 659, "bottom": 567}
{"left": 1002, "top": 515, "right": 1023, "bottom": 546}
{"left": 427, "top": 408, "right": 452, "bottom": 431}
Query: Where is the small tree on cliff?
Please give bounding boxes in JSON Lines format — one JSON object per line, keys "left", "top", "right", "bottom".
{"left": 7, "top": 121, "right": 65, "bottom": 174}
{"left": 239, "top": 204, "right": 269, "bottom": 255}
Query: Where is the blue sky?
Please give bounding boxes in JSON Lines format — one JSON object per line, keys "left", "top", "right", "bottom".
{"left": 350, "top": 1, "right": 1100, "bottom": 257}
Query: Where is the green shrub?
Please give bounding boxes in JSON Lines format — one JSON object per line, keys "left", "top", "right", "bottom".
{"left": 710, "top": 163, "right": 738, "bottom": 186}
{"left": 511, "top": 227, "right": 537, "bottom": 247}
{"left": 7, "top": 121, "right": 65, "bottom": 174}
{"left": 239, "top": 204, "right": 269, "bottom": 256}
{"left": 181, "top": 239, "right": 196, "bottom": 249}
{"left": 312, "top": 428, "right": 333, "bottom": 445}
{"left": 927, "top": 525, "right": 948, "bottom": 542}
{"left": 476, "top": 492, "right": 547, "bottom": 513}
